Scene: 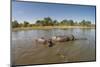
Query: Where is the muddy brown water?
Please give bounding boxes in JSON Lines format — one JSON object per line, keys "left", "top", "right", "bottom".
{"left": 11, "top": 28, "right": 96, "bottom": 65}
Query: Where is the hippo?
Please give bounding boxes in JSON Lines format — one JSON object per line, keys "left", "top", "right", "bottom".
{"left": 51, "top": 34, "right": 87, "bottom": 42}
{"left": 35, "top": 37, "right": 54, "bottom": 47}
{"left": 35, "top": 35, "right": 87, "bottom": 47}
{"left": 51, "top": 34, "right": 75, "bottom": 42}
{"left": 35, "top": 37, "right": 48, "bottom": 44}
{"left": 48, "top": 39, "right": 54, "bottom": 47}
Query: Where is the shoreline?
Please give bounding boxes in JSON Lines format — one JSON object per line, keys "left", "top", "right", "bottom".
{"left": 12, "top": 26, "right": 95, "bottom": 31}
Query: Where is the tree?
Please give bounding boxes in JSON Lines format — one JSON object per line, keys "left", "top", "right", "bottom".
{"left": 86, "top": 21, "right": 91, "bottom": 26}
{"left": 12, "top": 20, "right": 19, "bottom": 28}
{"left": 18, "top": 23, "right": 23, "bottom": 27}
{"left": 23, "top": 21, "right": 29, "bottom": 27}
{"left": 35, "top": 17, "right": 53, "bottom": 26}
{"left": 79, "top": 20, "right": 86, "bottom": 26}
{"left": 61, "top": 20, "right": 68, "bottom": 23}
{"left": 74, "top": 21, "right": 78, "bottom": 26}
{"left": 69, "top": 20, "right": 74, "bottom": 25}
{"left": 44, "top": 17, "right": 52, "bottom": 22}
{"left": 36, "top": 20, "right": 41, "bottom": 24}
{"left": 36, "top": 20, "right": 42, "bottom": 26}
{"left": 60, "top": 19, "right": 74, "bottom": 26}
{"left": 43, "top": 17, "right": 53, "bottom": 26}
{"left": 53, "top": 20, "right": 58, "bottom": 26}
{"left": 60, "top": 19, "right": 68, "bottom": 25}
{"left": 79, "top": 20, "right": 91, "bottom": 26}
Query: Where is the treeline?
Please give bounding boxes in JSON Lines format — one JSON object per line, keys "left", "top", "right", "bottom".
{"left": 12, "top": 17, "right": 93, "bottom": 28}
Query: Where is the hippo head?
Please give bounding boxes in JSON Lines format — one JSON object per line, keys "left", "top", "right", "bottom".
{"left": 52, "top": 36, "right": 57, "bottom": 40}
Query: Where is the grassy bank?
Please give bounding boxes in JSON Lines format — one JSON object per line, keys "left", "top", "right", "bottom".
{"left": 12, "top": 26, "right": 95, "bottom": 31}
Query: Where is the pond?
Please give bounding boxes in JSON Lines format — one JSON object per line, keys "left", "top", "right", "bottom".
{"left": 11, "top": 28, "right": 96, "bottom": 65}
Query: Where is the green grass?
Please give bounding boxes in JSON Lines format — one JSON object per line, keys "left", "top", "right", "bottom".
{"left": 12, "top": 26, "right": 95, "bottom": 31}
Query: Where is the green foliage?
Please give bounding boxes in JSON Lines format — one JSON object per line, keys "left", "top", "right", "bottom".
{"left": 36, "top": 20, "right": 41, "bottom": 24}
{"left": 19, "top": 23, "right": 23, "bottom": 27}
{"left": 12, "top": 20, "right": 19, "bottom": 28}
{"left": 53, "top": 20, "right": 58, "bottom": 25}
{"left": 23, "top": 21, "right": 29, "bottom": 27}
{"left": 69, "top": 20, "right": 74, "bottom": 25}
{"left": 60, "top": 19, "right": 74, "bottom": 25}
{"left": 36, "top": 17, "right": 54, "bottom": 26}
{"left": 74, "top": 21, "right": 78, "bottom": 26}
{"left": 79, "top": 20, "right": 91, "bottom": 26}
{"left": 43, "top": 17, "right": 53, "bottom": 26}
{"left": 12, "top": 17, "right": 92, "bottom": 28}
{"left": 61, "top": 19, "right": 68, "bottom": 24}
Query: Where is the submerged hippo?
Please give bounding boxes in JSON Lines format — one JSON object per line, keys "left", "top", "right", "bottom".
{"left": 35, "top": 35, "right": 87, "bottom": 47}
{"left": 51, "top": 34, "right": 87, "bottom": 42}
{"left": 35, "top": 37, "right": 54, "bottom": 47}
{"left": 35, "top": 37, "right": 47, "bottom": 44}
{"left": 51, "top": 34, "right": 75, "bottom": 42}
